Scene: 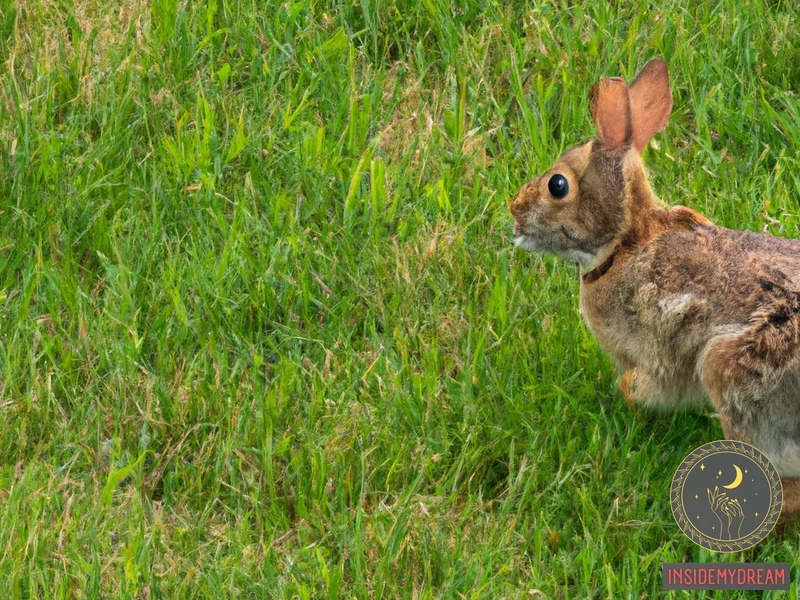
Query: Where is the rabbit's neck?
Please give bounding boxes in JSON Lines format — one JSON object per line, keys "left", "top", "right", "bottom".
{"left": 619, "top": 157, "right": 669, "bottom": 247}
{"left": 580, "top": 241, "right": 621, "bottom": 278}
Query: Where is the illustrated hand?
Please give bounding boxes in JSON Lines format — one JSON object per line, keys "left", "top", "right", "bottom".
{"left": 707, "top": 486, "right": 732, "bottom": 539}
{"left": 722, "top": 498, "right": 745, "bottom": 539}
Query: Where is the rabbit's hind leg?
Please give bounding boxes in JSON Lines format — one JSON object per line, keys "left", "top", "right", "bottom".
{"left": 701, "top": 332, "right": 800, "bottom": 519}
{"left": 780, "top": 478, "right": 800, "bottom": 519}
{"left": 698, "top": 331, "right": 759, "bottom": 441}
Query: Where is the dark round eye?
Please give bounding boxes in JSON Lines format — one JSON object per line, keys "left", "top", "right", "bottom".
{"left": 548, "top": 174, "right": 569, "bottom": 199}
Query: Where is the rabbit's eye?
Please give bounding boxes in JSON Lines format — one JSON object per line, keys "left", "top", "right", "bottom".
{"left": 548, "top": 174, "right": 569, "bottom": 199}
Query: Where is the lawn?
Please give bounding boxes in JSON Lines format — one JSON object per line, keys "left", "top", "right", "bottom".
{"left": 2, "top": 0, "right": 800, "bottom": 597}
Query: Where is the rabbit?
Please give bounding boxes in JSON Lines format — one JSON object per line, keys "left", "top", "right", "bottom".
{"left": 509, "top": 58, "right": 800, "bottom": 517}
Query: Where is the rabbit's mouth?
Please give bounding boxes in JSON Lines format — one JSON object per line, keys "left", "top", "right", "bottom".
{"left": 514, "top": 221, "right": 576, "bottom": 252}
{"left": 514, "top": 231, "right": 572, "bottom": 255}
{"left": 514, "top": 228, "right": 597, "bottom": 266}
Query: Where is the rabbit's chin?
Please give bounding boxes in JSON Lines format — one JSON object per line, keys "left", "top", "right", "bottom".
{"left": 514, "top": 234, "right": 596, "bottom": 267}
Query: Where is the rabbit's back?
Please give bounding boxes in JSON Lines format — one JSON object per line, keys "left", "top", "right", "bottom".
{"left": 641, "top": 224, "right": 800, "bottom": 325}
{"left": 580, "top": 222, "right": 800, "bottom": 413}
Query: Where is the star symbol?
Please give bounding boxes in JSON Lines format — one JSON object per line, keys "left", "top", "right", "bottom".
{"left": 700, "top": 464, "right": 705, "bottom": 471}
{"left": 718, "top": 470, "right": 722, "bottom": 476}
{"left": 755, "top": 513, "right": 759, "bottom": 517}
{"left": 744, "top": 498, "right": 747, "bottom": 503}
{"left": 745, "top": 469, "right": 748, "bottom": 474}
{"left": 695, "top": 494, "right": 698, "bottom": 499}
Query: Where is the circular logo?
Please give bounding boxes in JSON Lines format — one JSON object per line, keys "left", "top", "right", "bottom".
{"left": 671, "top": 440, "right": 782, "bottom": 552}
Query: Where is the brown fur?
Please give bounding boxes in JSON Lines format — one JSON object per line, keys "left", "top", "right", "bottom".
{"left": 510, "top": 58, "right": 800, "bottom": 519}
{"left": 618, "top": 370, "right": 639, "bottom": 413}
{"left": 781, "top": 478, "right": 800, "bottom": 516}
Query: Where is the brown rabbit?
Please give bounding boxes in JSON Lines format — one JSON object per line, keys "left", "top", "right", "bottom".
{"left": 509, "top": 58, "right": 800, "bottom": 517}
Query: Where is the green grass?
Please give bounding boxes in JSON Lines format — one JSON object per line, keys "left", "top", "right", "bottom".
{"left": 2, "top": 0, "right": 800, "bottom": 597}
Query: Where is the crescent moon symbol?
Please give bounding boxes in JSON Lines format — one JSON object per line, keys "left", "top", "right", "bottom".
{"left": 723, "top": 464, "right": 743, "bottom": 489}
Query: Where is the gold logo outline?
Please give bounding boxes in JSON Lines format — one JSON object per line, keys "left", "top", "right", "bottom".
{"left": 670, "top": 440, "right": 782, "bottom": 552}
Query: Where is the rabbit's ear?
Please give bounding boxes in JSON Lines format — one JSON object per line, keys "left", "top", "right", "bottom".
{"left": 628, "top": 59, "right": 673, "bottom": 152}
{"left": 590, "top": 77, "right": 632, "bottom": 148}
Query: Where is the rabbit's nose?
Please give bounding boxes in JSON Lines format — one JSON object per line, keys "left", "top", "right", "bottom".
{"left": 508, "top": 195, "right": 531, "bottom": 218}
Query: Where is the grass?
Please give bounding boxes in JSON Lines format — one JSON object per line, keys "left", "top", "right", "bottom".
{"left": 1, "top": 0, "right": 800, "bottom": 597}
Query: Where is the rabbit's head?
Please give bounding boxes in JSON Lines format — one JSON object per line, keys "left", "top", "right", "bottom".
{"left": 509, "top": 59, "right": 673, "bottom": 268}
